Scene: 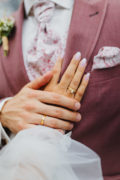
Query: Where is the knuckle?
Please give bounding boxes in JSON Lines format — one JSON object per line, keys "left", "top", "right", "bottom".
{"left": 78, "top": 66, "right": 84, "bottom": 73}
{"left": 57, "top": 84, "right": 66, "bottom": 93}
{"left": 50, "top": 119, "right": 58, "bottom": 128}
{"left": 53, "top": 69, "right": 59, "bottom": 74}
{"left": 23, "top": 102, "right": 35, "bottom": 111}
{"left": 72, "top": 60, "right": 78, "bottom": 65}
{"left": 72, "top": 80, "right": 79, "bottom": 87}
{"left": 54, "top": 109, "right": 63, "bottom": 118}
{"left": 65, "top": 73, "right": 72, "bottom": 80}
{"left": 52, "top": 93, "right": 61, "bottom": 104}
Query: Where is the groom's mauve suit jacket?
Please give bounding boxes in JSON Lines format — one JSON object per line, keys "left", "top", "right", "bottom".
{"left": 0, "top": 0, "right": 120, "bottom": 179}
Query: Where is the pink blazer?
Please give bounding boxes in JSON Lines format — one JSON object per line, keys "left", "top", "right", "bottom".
{"left": 0, "top": 0, "right": 120, "bottom": 179}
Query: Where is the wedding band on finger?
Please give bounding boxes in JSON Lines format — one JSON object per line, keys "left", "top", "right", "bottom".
{"left": 40, "top": 115, "right": 46, "bottom": 126}
{"left": 68, "top": 87, "right": 76, "bottom": 95}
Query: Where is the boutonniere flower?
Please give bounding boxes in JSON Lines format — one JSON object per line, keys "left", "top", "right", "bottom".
{"left": 0, "top": 16, "right": 15, "bottom": 56}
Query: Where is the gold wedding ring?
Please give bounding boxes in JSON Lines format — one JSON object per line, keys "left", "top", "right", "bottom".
{"left": 40, "top": 115, "right": 46, "bottom": 126}
{"left": 68, "top": 87, "right": 76, "bottom": 95}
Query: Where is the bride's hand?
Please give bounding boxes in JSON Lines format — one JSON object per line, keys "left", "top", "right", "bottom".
{"left": 45, "top": 52, "right": 90, "bottom": 102}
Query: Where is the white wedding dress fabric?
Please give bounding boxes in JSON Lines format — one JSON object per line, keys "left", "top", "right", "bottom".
{"left": 0, "top": 126, "right": 103, "bottom": 180}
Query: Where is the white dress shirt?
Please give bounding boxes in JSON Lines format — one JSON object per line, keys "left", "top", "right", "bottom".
{"left": 23, "top": 0, "right": 74, "bottom": 81}
{"left": 0, "top": 0, "right": 74, "bottom": 144}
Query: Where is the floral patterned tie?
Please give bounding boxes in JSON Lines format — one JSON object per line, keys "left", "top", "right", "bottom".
{"left": 26, "top": 0, "right": 65, "bottom": 81}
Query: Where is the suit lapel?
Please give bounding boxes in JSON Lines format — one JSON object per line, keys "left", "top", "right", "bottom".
{"left": 61, "top": 0, "right": 109, "bottom": 74}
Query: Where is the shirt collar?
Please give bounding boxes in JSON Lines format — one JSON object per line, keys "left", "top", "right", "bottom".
{"left": 24, "top": 0, "right": 73, "bottom": 16}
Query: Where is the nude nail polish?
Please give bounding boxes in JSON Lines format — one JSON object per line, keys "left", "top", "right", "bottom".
{"left": 80, "top": 58, "right": 87, "bottom": 67}
{"left": 74, "top": 52, "right": 81, "bottom": 60}
{"left": 75, "top": 102, "right": 81, "bottom": 110}
{"left": 76, "top": 113, "right": 81, "bottom": 121}
{"left": 84, "top": 73, "right": 90, "bottom": 81}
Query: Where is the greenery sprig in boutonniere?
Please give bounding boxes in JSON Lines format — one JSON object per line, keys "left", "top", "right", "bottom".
{"left": 0, "top": 16, "right": 15, "bottom": 56}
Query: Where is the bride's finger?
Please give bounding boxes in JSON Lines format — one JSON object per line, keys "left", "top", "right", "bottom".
{"left": 67, "top": 58, "right": 87, "bottom": 97}
{"left": 59, "top": 52, "right": 81, "bottom": 90}
{"left": 50, "top": 57, "right": 63, "bottom": 84}
{"left": 75, "top": 73, "right": 90, "bottom": 102}
{"left": 26, "top": 71, "right": 53, "bottom": 89}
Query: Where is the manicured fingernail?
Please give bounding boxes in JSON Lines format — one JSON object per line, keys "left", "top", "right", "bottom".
{"left": 76, "top": 113, "right": 81, "bottom": 121}
{"left": 80, "top": 58, "right": 87, "bottom": 67}
{"left": 75, "top": 102, "right": 81, "bottom": 110}
{"left": 84, "top": 73, "right": 90, "bottom": 81}
{"left": 74, "top": 52, "right": 81, "bottom": 60}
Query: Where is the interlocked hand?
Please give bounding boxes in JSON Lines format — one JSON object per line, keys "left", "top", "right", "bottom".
{"left": 45, "top": 52, "right": 90, "bottom": 102}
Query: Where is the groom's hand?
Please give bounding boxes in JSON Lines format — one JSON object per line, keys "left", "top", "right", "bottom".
{"left": 0, "top": 72, "right": 81, "bottom": 133}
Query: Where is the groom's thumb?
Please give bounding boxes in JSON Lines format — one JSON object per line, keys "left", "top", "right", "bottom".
{"left": 26, "top": 71, "right": 53, "bottom": 90}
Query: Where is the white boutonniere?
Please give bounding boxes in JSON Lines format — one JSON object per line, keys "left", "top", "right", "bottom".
{"left": 0, "top": 16, "right": 15, "bottom": 56}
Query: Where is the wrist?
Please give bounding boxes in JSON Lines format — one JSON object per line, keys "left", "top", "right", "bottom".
{"left": 0, "top": 97, "right": 12, "bottom": 126}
